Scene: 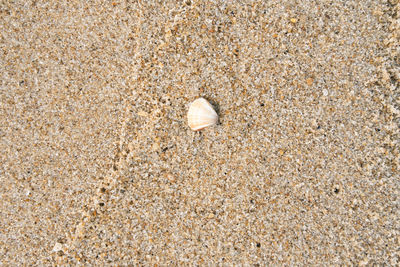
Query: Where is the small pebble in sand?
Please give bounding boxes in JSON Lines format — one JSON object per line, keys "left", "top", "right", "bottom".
{"left": 322, "top": 89, "right": 329, "bottom": 96}
{"left": 187, "top": 98, "right": 218, "bottom": 131}
{"left": 52, "top": 242, "right": 63, "bottom": 252}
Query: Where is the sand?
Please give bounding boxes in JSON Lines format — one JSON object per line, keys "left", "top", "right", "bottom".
{"left": 1, "top": 0, "right": 399, "bottom": 265}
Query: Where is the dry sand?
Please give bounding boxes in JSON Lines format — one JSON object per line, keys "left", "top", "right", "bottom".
{"left": 1, "top": 0, "right": 399, "bottom": 265}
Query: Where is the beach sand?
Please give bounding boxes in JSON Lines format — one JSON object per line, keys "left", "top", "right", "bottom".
{"left": 1, "top": 0, "right": 399, "bottom": 265}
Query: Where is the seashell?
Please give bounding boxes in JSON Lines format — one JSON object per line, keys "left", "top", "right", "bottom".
{"left": 187, "top": 97, "right": 218, "bottom": 131}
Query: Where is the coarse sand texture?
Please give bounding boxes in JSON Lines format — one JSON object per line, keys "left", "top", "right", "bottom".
{"left": 1, "top": 0, "right": 399, "bottom": 265}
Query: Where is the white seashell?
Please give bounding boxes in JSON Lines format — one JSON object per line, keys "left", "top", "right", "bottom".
{"left": 187, "top": 98, "right": 218, "bottom": 131}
